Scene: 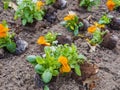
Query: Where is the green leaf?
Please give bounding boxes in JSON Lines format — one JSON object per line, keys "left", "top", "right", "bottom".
{"left": 74, "top": 26, "right": 79, "bottom": 36}
{"left": 52, "top": 70, "right": 59, "bottom": 76}
{"left": 78, "top": 22, "right": 83, "bottom": 27}
{"left": 27, "top": 16, "right": 33, "bottom": 23}
{"left": 2, "top": 20, "right": 8, "bottom": 28}
{"left": 78, "top": 54, "right": 86, "bottom": 60}
{"left": 90, "top": 29, "right": 105, "bottom": 45}
{"left": 36, "top": 14, "right": 43, "bottom": 20}
{"left": 45, "top": 32, "right": 57, "bottom": 43}
{"left": 44, "top": 85, "right": 50, "bottom": 90}
{"left": 98, "top": 14, "right": 111, "bottom": 24}
{"left": 42, "top": 70, "right": 52, "bottom": 83}
{"left": 60, "top": 21, "right": 67, "bottom": 26}
{"left": 74, "top": 64, "right": 81, "bottom": 76}
{"left": 6, "top": 42, "right": 16, "bottom": 53}
{"left": 79, "top": 0, "right": 100, "bottom": 11}
{"left": 22, "top": 19, "right": 27, "bottom": 25}
{"left": 35, "top": 64, "right": 45, "bottom": 74}
{"left": 3, "top": 1, "right": 9, "bottom": 10}
{"left": 45, "top": 0, "right": 55, "bottom": 5}
{"left": 24, "top": 11, "right": 29, "bottom": 18}
{"left": 36, "top": 56, "right": 45, "bottom": 64}
{"left": 26, "top": 55, "right": 37, "bottom": 65}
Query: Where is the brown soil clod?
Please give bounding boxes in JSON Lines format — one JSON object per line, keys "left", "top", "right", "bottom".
{"left": 81, "top": 62, "right": 99, "bottom": 90}
{"left": 72, "top": 62, "right": 99, "bottom": 81}
{"left": 71, "top": 61, "right": 99, "bottom": 90}
{"left": 80, "top": 62, "right": 99, "bottom": 80}
{"left": 35, "top": 21, "right": 48, "bottom": 31}
{"left": 44, "top": 7, "right": 58, "bottom": 23}
{"left": 56, "top": 35, "right": 72, "bottom": 45}
{"left": 22, "top": 21, "right": 37, "bottom": 32}
{"left": 53, "top": 0, "right": 67, "bottom": 10}
{"left": 101, "top": 33, "right": 118, "bottom": 50}
{"left": 110, "top": 17, "right": 120, "bottom": 30}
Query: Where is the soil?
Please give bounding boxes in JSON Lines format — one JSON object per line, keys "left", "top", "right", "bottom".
{"left": 0, "top": 0, "right": 120, "bottom": 90}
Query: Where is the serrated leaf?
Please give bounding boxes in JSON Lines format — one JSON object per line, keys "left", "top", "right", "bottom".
{"left": 42, "top": 70, "right": 52, "bottom": 83}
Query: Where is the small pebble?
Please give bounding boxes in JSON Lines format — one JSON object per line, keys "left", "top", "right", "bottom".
{"left": 15, "top": 39, "right": 28, "bottom": 55}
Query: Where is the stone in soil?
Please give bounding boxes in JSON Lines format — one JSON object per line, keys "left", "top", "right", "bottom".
{"left": 15, "top": 39, "right": 28, "bottom": 55}
{"left": 83, "top": 19, "right": 90, "bottom": 31}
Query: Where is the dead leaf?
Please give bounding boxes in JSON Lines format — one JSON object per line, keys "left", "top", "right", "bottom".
{"left": 87, "top": 42, "right": 100, "bottom": 52}
{"left": 82, "top": 75, "right": 99, "bottom": 90}
{"left": 81, "top": 62, "right": 99, "bottom": 90}
{"left": 80, "top": 62, "right": 99, "bottom": 79}
{"left": 89, "top": 81, "right": 96, "bottom": 90}
{"left": 9, "top": 2, "right": 18, "bottom": 11}
{"left": 87, "top": 42, "right": 96, "bottom": 52}
{"left": 82, "top": 75, "right": 99, "bottom": 86}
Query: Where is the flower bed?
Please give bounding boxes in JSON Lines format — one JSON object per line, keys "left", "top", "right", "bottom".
{"left": 0, "top": 0, "right": 120, "bottom": 90}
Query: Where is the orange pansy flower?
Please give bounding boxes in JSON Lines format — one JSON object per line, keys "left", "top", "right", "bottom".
{"left": 106, "top": 0, "right": 115, "bottom": 11}
{"left": 64, "top": 15, "right": 76, "bottom": 21}
{"left": 87, "top": 26, "right": 97, "bottom": 33}
{"left": 58, "top": 56, "right": 71, "bottom": 73}
{"left": 58, "top": 56, "right": 68, "bottom": 65}
{"left": 60, "top": 64, "right": 71, "bottom": 73}
{"left": 64, "top": 11, "right": 76, "bottom": 21}
{"left": 37, "top": 36, "right": 50, "bottom": 46}
{"left": 36, "top": 1, "right": 45, "bottom": 10}
{"left": 0, "top": 24, "right": 9, "bottom": 38}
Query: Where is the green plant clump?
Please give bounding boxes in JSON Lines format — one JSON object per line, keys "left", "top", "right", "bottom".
{"left": 26, "top": 44, "right": 85, "bottom": 84}
{"left": 98, "top": 14, "right": 112, "bottom": 25}
{"left": 0, "top": 21, "right": 16, "bottom": 53}
{"left": 45, "top": 32, "right": 57, "bottom": 44}
{"left": 61, "top": 12, "right": 83, "bottom": 36}
{"left": 79, "top": 0, "right": 100, "bottom": 11}
{"left": 89, "top": 29, "right": 107, "bottom": 46}
{"left": 15, "top": 0, "right": 45, "bottom": 25}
